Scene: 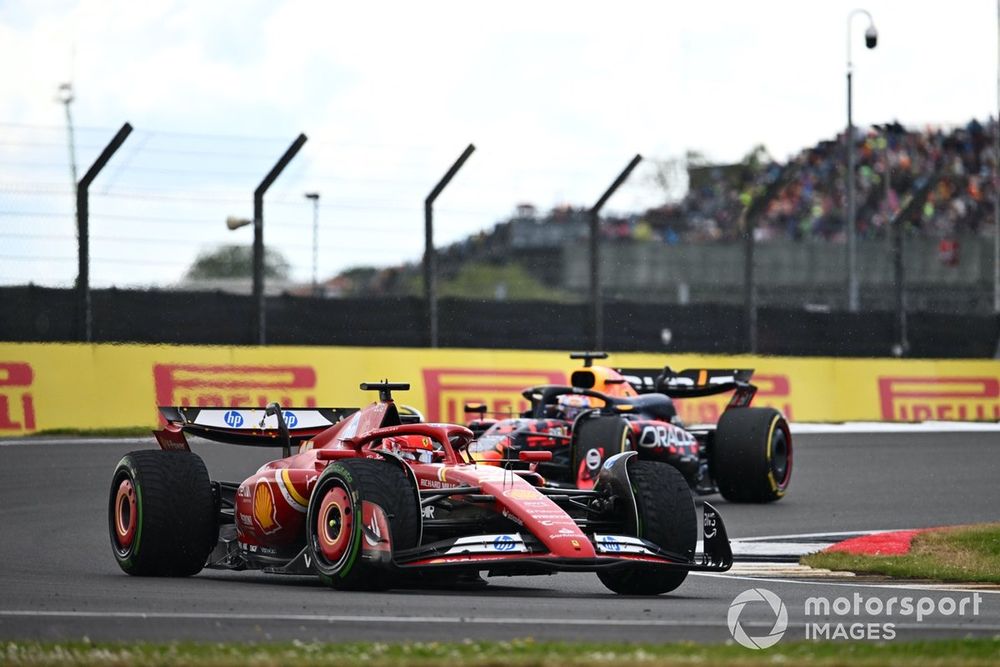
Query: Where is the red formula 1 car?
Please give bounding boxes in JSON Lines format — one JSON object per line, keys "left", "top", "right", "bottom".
{"left": 466, "top": 353, "right": 792, "bottom": 503}
{"left": 109, "top": 382, "right": 732, "bottom": 595}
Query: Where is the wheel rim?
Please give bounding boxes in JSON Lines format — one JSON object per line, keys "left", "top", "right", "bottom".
{"left": 113, "top": 478, "right": 137, "bottom": 551}
{"left": 316, "top": 485, "right": 353, "bottom": 564}
{"left": 770, "top": 428, "right": 790, "bottom": 487}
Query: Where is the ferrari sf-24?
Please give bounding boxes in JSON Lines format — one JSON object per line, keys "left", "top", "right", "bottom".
{"left": 109, "top": 382, "right": 732, "bottom": 595}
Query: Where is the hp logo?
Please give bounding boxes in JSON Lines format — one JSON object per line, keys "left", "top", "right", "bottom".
{"left": 492, "top": 535, "right": 516, "bottom": 551}
{"left": 223, "top": 410, "right": 244, "bottom": 428}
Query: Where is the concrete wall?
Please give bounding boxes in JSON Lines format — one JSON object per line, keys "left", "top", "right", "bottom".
{"left": 563, "top": 235, "right": 997, "bottom": 311}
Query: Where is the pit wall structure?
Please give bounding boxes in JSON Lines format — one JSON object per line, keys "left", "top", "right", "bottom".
{"left": 1, "top": 343, "right": 998, "bottom": 436}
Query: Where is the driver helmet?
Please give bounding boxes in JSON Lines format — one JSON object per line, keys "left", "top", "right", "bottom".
{"left": 557, "top": 394, "right": 591, "bottom": 420}
{"left": 386, "top": 435, "right": 438, "bottom": 463}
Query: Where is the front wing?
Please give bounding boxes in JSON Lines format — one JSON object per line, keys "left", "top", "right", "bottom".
{"left": 390, "top": 502, "right": 732, "bottom": 575}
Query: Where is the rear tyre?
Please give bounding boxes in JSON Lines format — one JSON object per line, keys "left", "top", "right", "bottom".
{"left": 597, "top": 460, "right": 697, "bottom": 595}
{"left": 570, "top": 416, "right": 630, "bottom": 489}
{"left": 108, "top": 450, "right": 218, "bottom": 576}
{"left": 307, "top": 458, "right": 419, "bottom": 591}
{"left": 712, "top": 407, "right": 792, "bottom": 503}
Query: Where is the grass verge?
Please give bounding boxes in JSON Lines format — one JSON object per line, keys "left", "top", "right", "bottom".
{"left": 802, "top": 523, "right": 1000, "bottom": 584}
{"left": 2, "top": 639, "right": 999, "bottom": 667}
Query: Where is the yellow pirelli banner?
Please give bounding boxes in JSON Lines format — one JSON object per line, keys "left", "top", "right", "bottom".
{"left": 0, "top": 342, "right": 998, "bottom": 435}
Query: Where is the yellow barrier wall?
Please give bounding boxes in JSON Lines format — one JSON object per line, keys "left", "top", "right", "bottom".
{"left": 1, "top": 343, "right": 998, "bottom": 435}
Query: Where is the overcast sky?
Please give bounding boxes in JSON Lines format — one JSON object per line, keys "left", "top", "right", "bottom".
{"left": 1, "top": 0, "right": 996, "bottom": 288}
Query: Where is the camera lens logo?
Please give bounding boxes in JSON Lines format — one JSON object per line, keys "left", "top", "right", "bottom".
{"left": 727, "top": 588, "right": 788, "bottom": 649}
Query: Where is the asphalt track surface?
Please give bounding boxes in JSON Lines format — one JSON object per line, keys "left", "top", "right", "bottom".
{"left": 1, "top": 431, "right": 998, "bottom": 644}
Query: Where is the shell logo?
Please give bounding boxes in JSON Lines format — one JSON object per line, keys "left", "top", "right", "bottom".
{"left": 253, "top": 479, "right": 281, "bottom": 534}
{"left": 504, "top": 488, "right": 539, "bottom": 500}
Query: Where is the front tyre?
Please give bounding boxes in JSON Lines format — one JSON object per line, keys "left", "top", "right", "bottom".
{"left": 307, "top": 458, "right": 419, "bottom": 591}
{"left": 597, "top": 460, "right": 697, "bottom": 595}
{"left": 712, "top": 407, "right": 792, "bottom": 503}
{"left": 108, "top": 450, "right": 218, "bottom": 576}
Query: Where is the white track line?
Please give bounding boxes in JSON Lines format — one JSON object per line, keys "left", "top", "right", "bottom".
{"left": 790, "top": 421, "right": 1000, "bottom": 434}
{"left": 692, "top": 571, "right": 1000, "bottom": 594}
{"left": 0, "top": 610, "right": 996, "bottom": 633}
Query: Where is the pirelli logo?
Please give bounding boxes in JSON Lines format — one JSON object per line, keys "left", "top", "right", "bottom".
{"left": 153, "top": 364, "right": 318, "bottom": 412}
{"left": 0, "top": 362, "right": 36, "bottom": 434}
{"left": 422, "top": 368, "right": 566, "bottom": 422}
{"left": 878, "top": 376, "right": 1000, "bottom": 421}
{"left": 674, "top": 374, "right": 793, "bottom": 424}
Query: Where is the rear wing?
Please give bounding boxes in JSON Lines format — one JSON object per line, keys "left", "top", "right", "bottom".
{"left": 156, "top": 406, "right": 359, "bottom": 450}
{"left": 616, "top": 367, "right": 757, "bottom": 404}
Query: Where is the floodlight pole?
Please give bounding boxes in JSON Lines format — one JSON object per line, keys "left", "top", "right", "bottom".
{"left": 76, "top": 122, "right": 132, "bottom": 342}
{"left": 252, "top": 133, "right": 307, "bottom": 345}
{"left": 846, "top": 8, "right": 878, "bottom": 312}
{"left": 424, "top": 143, "right": 475, "bottom": 348}
{"left": 995, "top": 0, "right": 1000, "bottom": 312}
{"left": 305, "top": 192, "right": 321, "bottom": 296}
{"left": 589, "top": 154, "right": 642, "bottom": 350}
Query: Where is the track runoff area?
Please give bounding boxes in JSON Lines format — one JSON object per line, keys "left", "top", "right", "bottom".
{"left": 0, "top": 422, "right": 997, "bottom": 647}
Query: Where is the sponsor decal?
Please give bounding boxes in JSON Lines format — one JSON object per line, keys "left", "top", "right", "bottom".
{"left": 365, "top": 513, "right": 382, "bottom": 547}
{"left": 501, "top": 508, "right": 522, "bottom": 526}
{"left": 503, "top": 488, "right": 540, "bottom": 500}
{"left": 585, "top": 447, "right": 602, "bottom": 470}
{"left": 284, "top": 410, "right": 299, "bottom": 428}
{"left": 223, "top": 410, "right": 244, "bottom": 428}
{"left": 276, "top": 469, "right": 309, "bottom": 513}
{"left": 339, "top": 412, "right": 362, "bottom": 440}
{"left": 252, "top": 478, "right": 281, "bottom": 535}
{"left": 422, "top": 505, "right": 436, "bottom": 519}
{"left": 0, "top": 362, "right": 35, "bottom": 434}
{"left": 492, "top": 535, "right": 518, "bottom": 551}
{"left": 422, "top": 368, "right": 566, "bottom": 422}
{"left": 600, "top": 535, "right": 621, "bottom": 552}
{"left": 704, "top": 511, "right": 718, "bottom": 539}
{"left": 638, "top": 424, "right": 697, "bottom": 452}
{"left": 152, "top": 363, "right": 318, "bottom": 414}
{"left": 674, "top": 374, "right": 793, "bottom": 424}
{"left": 878, "top": 376, "right": 1000, "bottom": 421}
{"left": 419, "top": 478, "right": 458, "bottom": 490}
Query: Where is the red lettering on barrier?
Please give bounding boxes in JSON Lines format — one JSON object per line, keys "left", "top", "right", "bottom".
{"left": 153, "top": 364, "right": 318, "bottom": 418}
{"left": 423, "top": 368, "right": 566, "bottom": 422}
{"left": 0, "top": 362, "right": 36, "bottom": 433}
{"left": 878, "top": 376, "right": 1000, "bottom": 421}
{"left": 674, "top": 373, "right": 794, "bottom": 424}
